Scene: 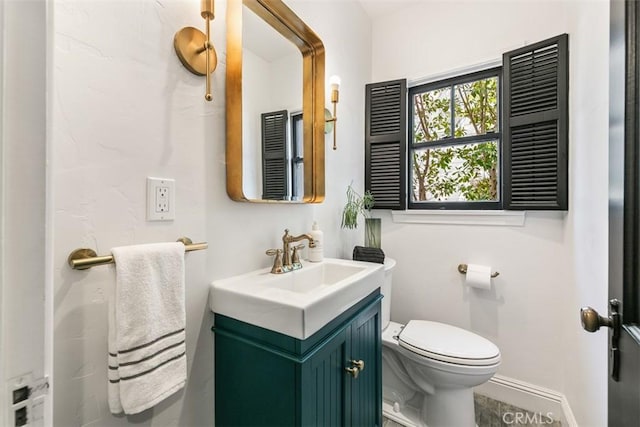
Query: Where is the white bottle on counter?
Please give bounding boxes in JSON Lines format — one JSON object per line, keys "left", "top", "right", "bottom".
{"left": 308, "top": 221, "right": 324, "bottom": 262}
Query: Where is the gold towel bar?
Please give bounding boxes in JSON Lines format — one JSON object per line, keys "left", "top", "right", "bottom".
{"left": 68, "top": 237, "right": 208, "bottom": 270}
{"left": 457, "top": 263, "right": 500, "bottom": 278}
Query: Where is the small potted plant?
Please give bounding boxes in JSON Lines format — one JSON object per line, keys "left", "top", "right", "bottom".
{"left": 341, "top": 184, "right": 381, "bottom": 248}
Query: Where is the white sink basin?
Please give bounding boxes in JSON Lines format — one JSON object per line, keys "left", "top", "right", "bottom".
{"left": 209, "top": 258, "right": 384, "bottom": 339}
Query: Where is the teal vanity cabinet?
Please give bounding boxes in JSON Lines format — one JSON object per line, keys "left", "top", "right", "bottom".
{"left": 213, "top": 290, "right": 382, "bottom": 427}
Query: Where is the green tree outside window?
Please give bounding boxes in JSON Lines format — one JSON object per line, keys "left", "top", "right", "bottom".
{"left": 411, "top": 76, "right": 499, "bottom": 203}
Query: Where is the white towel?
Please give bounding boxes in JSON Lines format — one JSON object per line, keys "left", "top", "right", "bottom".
{"left": 108, "top": 242, "right": 187, "bottom": 415}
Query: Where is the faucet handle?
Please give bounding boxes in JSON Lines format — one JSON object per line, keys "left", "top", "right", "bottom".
{"left": 291, "top": 244, "right": 305, "bottom": 265}
{"left": 266, "top": 249, "right": 285, "bottom": 274}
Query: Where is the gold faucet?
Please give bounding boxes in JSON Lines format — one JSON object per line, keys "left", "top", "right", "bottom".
{"left": 266, "top": 229, "right": 317, "bottom": 274}
{"left": 282, "top": 229, "right": 315, "bottom": 272}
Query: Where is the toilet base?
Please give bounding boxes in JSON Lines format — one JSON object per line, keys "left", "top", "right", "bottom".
{"left": 383, "top": 387, "right": 476, "bottom": 427}
{"left": 382, "top": 397, "right": 422, "bottom": 427}
{"left": 422, "top": 387, "right": 475, "bottom": 427}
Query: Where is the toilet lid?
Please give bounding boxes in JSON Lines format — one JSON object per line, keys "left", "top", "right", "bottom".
{"left": 398, "top": 320, "right": 500, "bottom": 366}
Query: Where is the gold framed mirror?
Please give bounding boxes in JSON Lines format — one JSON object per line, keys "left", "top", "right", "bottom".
{"left": 226, "top": 0, "right": 325, "bottom": 203}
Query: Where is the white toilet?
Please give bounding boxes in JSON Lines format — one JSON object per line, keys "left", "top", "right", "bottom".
{"left": 381, "top": 258, "right": 501, "bottom": 427}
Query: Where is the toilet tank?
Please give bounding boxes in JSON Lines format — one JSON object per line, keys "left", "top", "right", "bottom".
{"left": 381, "top": 258, "right": 396, "bottom": 330}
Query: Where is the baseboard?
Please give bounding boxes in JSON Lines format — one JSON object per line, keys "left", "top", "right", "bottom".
{"left": 474, "top": 375, "right": 578, "bottom": 427}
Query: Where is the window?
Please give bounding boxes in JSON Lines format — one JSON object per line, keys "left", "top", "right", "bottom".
{"left": 364, "top": 34, "right": 569, "bottom": 211}
{"left": 409, "top": 69, "right": 501, "bottom": 209}
{"left": 261, "top": 110, "right": 304, "bottom": 201}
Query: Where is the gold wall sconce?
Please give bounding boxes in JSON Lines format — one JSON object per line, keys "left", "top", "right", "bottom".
{"left": 174, "top": 0, "right": 218, "bottom": 101}
{"left": 324, "top": 75, "right": 340, "bottom": 150}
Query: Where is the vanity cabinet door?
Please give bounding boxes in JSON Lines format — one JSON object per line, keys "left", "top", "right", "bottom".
{"left": 213, "top": 292, "right": 382, "bottom": 427}
{"left": 347, "top": 304, "right": 382, "bottom": 427}
{"left": 214, "top": 331, "right": 297, "bottom": 427}
{"left": 299, "top": 302, "right": 382, "bottom": 427}
{"left": 300, "top": 329, "right": 349, "bottom": 426}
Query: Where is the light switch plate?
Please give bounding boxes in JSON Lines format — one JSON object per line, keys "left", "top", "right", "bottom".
{"left": 147, "top": 177, "right": 175, "bottom": 221}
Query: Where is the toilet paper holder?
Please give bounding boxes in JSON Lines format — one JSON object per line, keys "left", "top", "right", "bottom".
{"left": 457, "top": 263, "right": 500, "bottom": 278}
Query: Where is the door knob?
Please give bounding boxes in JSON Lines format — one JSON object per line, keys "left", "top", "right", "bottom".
{"left": 580, "top": 306, "right": 613, "bottom": 332}
{"left": 580, "top": 299, "right": 621, "bottom": 381}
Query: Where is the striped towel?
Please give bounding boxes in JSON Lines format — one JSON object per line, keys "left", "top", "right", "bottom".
{"left": 108, "top": 242, "right": 187, "bottom": 415}
{"left": 353, "top": 245, "right": 385, "bottom": 264}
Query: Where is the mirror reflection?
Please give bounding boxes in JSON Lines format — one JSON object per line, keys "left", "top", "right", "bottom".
{"left": 242, "top": 4, "right": 303, "bottom": 201}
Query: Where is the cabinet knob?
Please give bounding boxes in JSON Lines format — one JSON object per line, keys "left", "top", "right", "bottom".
{"left": 345, "top": 360, "right": 365, "bottom": 379}
{"left": 345, "top": 366, "right": 360, "bottom": 379}
{"left": 350, "top": 359, "right": 365, "bottom": 371}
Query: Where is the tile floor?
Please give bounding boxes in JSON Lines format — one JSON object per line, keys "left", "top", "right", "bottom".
{"left": 382, "top": 394, "right": 563, "bottom": 427}
{"left": 474, "top": 394, "right": 562, "bottom": 427}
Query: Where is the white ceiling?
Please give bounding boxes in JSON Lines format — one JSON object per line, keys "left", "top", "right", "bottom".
{"left": 357, "top": 0, "right": 422, "bottom": 20}
{"left": 243, "top": 0, "right": 422, "bottom": 61}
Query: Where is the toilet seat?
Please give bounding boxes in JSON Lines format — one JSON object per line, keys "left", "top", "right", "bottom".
{"left": 398, "top": 320, "right": 500, "bottom": 366}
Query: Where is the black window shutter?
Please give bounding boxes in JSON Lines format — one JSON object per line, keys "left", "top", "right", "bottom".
{"left": 503, "top": 34, "right": 569, "bottom": 210}
{"left": 261, "top": 110, "right": 288, "bottom": 200}
{"left": 365, "top": 79, "right": 407, "bottom": 210}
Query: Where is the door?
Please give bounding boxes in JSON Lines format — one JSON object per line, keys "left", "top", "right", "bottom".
{"left": 301, "top": 329, "right": 349, "bottom": 426}
{"left": 582, "top": 0, "right": 640, "bottom": 424}
{"left": 300, "top": 300, "right": 382, "bottom": 427}
{"left": 348, "top": 304, "right": 382, "bottom": 427}
{"left": 609, "top": 0, "right": 640, "bottom": 423}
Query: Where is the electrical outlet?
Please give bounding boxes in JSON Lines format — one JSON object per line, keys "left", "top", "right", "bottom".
{"left": 14, "top": 406, "right": 27, "bottom": 426}
{"left": 156, "top": 186, "right": 169, "bottom": 213}
{"left": 6, "top": 373, "right": 48, "bottom": 427}
{"left": 147, "top": 177, "right": 175, "bottom": 221}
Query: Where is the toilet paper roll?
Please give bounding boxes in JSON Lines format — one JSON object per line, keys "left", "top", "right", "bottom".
{"left": 465, "top": 264, "right": 492, "bottom": 290}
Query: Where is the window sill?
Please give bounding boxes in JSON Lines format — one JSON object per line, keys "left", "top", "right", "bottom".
{"left": 391, "top": 210, "right": 526, "bottom": 226}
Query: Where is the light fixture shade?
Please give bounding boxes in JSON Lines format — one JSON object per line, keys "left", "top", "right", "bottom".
{"left": 201, "top": 0, "right": 214, "bottom": 19}
{"left": 329, "top": 75, "right": 341, "bottom": 90}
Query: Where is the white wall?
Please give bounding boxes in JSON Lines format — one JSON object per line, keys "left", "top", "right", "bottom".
{"left": 370, "top": 1, "right": 608, "bottom": 426}
{"left": 242, "top": 48, "right": 301, "bottom": 199}
{"left": 241, "top": 49, "right": 270, "bottom": 197}
{"left": 561, "top": 1, "right": 609, "bottom": 424}
{"left": 1, "top": 0, "right": 48, "bottom": 425}
{"left": 50, "top": 0, "right": 371, "bottom": 425}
